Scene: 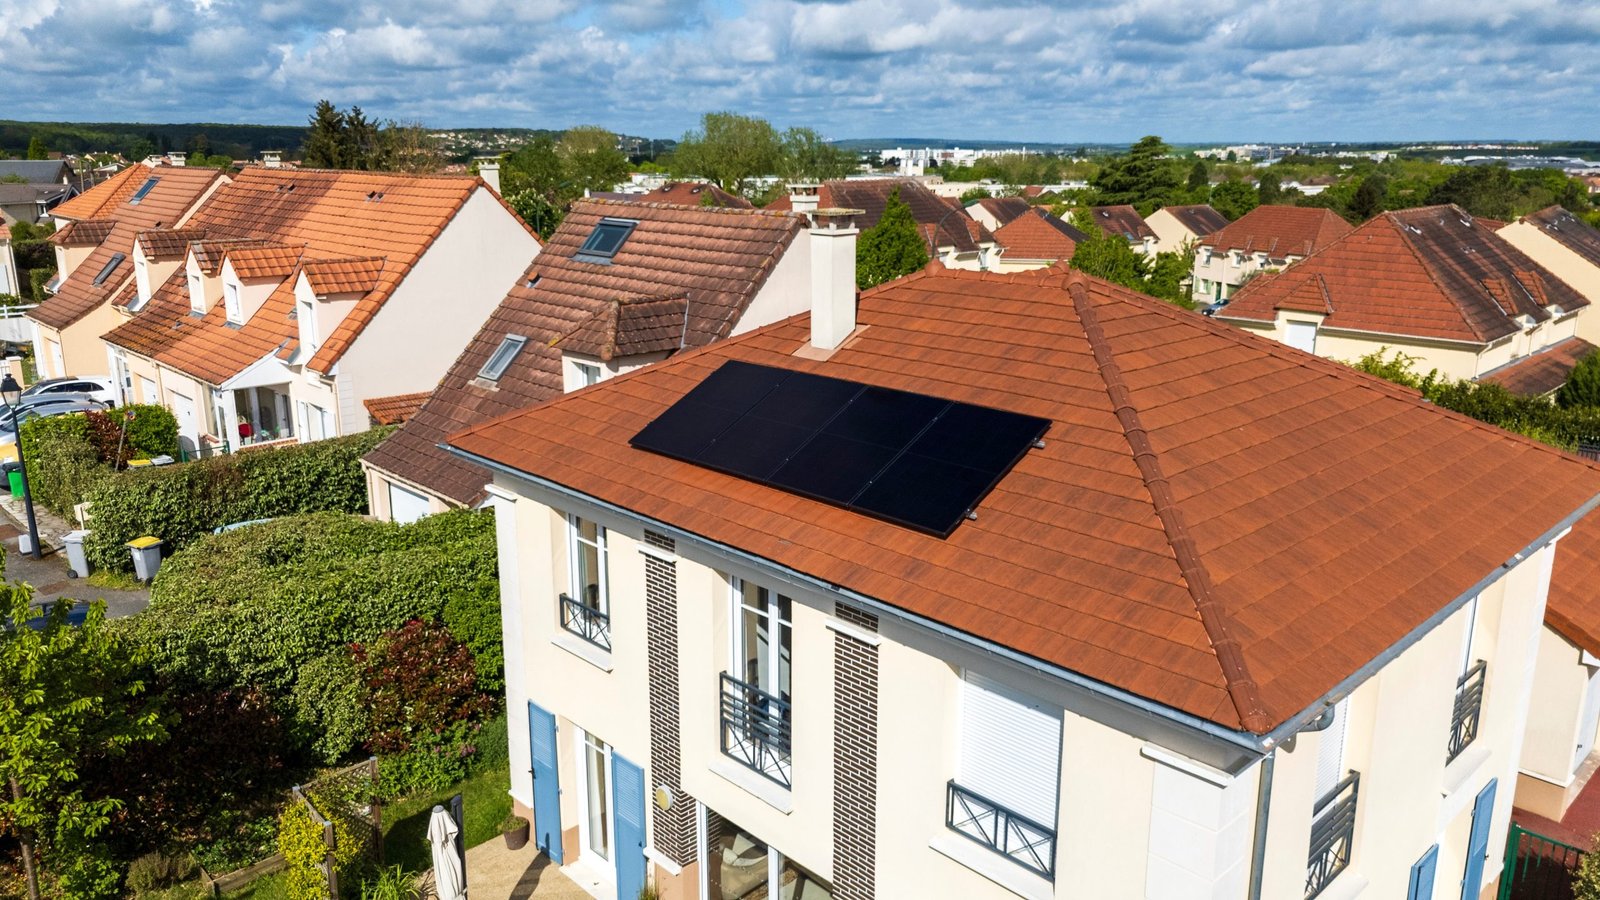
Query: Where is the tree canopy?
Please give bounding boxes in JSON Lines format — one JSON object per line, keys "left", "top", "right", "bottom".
{"left": 856, "top": 188, "right": 929, "bottom": 290}
{"left": 300, "top": 100, "right": 444, "bottom": 173}
{"left": 1210, "top": 179, "right": 1259, "bottom": 221}
{"left": 671, "top": 113, "right": 855, "bottom": 198}
{"left": 1089, "top": 135, "right": 1182, "bottom": 214}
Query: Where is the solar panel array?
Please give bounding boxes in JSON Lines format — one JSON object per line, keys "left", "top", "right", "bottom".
{"left": 629, "top": 360, "right": 1050, "bottom": 537}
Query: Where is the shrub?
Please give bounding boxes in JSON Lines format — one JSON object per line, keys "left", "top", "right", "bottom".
{"left": 1560, "top": 351, "right": 1600, "bottom": 409}
{"left": 278, "top": 801, "right": 368, "bottom": 900}
{"left": 191, "top": 812, "right": 280, "bottom": 874}
{"left": 26, "top": 424, "right": 111, "bottom": 519}
{"left": 359, "top": 865, "right": 421, "bottom": 900}
{"left": 292, "top": 651, "right": 371, "bottom": 765}
{"left": 354, "top": 620, "right": 495, "bottom": 756}
{"left": 1575, "top": 836, "right": 1600, "bottom": 900}
{"left": 442, "top": 580, "right": 504, "bottom": 692}
{"left": 125, "top": 851, "right": 197, "bottom": 896}
{"left": 377, "top": 741, "right": 476, "bottom": 800}
{"left": 83, "top": 427, "right": 392, "bottom": 571}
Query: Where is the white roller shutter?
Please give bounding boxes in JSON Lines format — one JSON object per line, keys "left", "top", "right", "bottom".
{"left": 1313, "top": 698, "right": 1349, "bottom": 804}
{"left": 387, "top": 482, "right": 430, "bottom": 525}
{"left": 1285, "top": 320, "right": 1319, "bottom": 354}
{"left": 958, "top": 671, "right": 1063, "bottom": 826}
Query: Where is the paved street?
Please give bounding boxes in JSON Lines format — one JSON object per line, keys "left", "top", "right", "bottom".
{"left": 0, "top": 519, "right": 150, "bottom": 619}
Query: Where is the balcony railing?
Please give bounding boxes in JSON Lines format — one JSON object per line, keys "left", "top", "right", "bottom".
{"left": 1306, "top": 771, "right": 1359, "bottom": 899}
{"left": 559, "top": 593, "right": 611, "bottom": 652}
{"left": 1448, "top": 659, "right": 1487, "bottom": 764}
{"left": 719, "top": 672, "right": 791, "bottom": 788}
{"left": 946, "top": 780, "right": 1057, "bottom": 880}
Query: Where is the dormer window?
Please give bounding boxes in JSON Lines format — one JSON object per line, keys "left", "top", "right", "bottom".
{"left": 298, "top": 298, "right": 319, "bottom": 351}
{"left": 479, "top": 334, "right": 527, "bottom": 382}
{"left": 574, "top": 218, "right": 637, "bottom": 264}
{"left": 187, "top": 272, "right": 203, "bottom": 308}
{"left": 128, "top": 177, "right": 160, "bottom": 205}
{"left": 224, "top": 280, "right": 242, "bottom": 323}
{"left": 92, "top": 253, "right": 126, "bottom": 286}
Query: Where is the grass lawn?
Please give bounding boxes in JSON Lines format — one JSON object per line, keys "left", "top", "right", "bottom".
{"left": 224, "top": 869, "right": 291, "bottom": 899}
{"left": 381, "top": 765, "right": 512, "bottom": 873}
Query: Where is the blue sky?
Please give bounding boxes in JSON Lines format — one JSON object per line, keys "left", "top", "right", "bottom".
{"left": 0, "top": 0, "right": 1595, "bottom": 143}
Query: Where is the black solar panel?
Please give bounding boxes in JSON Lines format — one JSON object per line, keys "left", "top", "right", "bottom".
{"left": 629, "top": 360, "right": 1050, "bottom": 537}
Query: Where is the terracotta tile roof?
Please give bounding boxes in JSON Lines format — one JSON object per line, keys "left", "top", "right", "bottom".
{"left": 993, "top": 208, "right": 1086, "bottom": 261}
{"left": 50, "top": 218, "right": 117, "bottom": 246}
{"left": 364, "top": 391, "right": 431, "bottom": 425}
{"left": 29, "top": 165, "right": 226, "bottom": 330}
{"left": 1479, "top": 337, "right": 1598, "bottom": 396}
{"left": 1523, "top": 206, "right": 1600, "bottom": 269}
{"left": 1021, "top": 185, "right": 1045, "bottom": 198}
{"left": 362, "top": 198, "right": 805, "bottom": 507}
{"left": 225, "top": 243, "right": 303, "bottom": 280}
{"left": 301, "top": 257, "right": 386, "bottom": 295}
{"left": 446, "top": 266, "right": 1600, "bottom": 734}
{"left": 762, "top": 193, "right": 795, "bottom": 212}
{"left": 48, "top": 163, "right": 147, "bottom": 221}
{"left": 1200, "top": 205, "right": 1352, "bottom": 258}
{"left": 137, "top": 227, "right": 207, "bottom": 260}
{"left": 974, "top": 196, "right": 1032, "bottom": 227}
{"left": 631, "top": 182, "right": 754, "bottom": 209}
{"left": 1161, "top": 204, "right": 1229, "bottom": 237}
{"left": 1549, "top": 509, "right": 1600, "bottom": 657}
{"left": 818, "top": 180, "right": 994, "bottom": 253}
{"left": 109, "top": 279, "right": 138, "bottom": 310}
{"left": 1091, "top": 205, "right": 1155, "bottom": 241}
{"left": 102, "top": 167, "right": 497, "bottom": 382}
{"left": 1219, "top": 206, "right": 1589, "bottom": 344}
{"left": 555, "top": 292, "right": 691, "bottom": 360}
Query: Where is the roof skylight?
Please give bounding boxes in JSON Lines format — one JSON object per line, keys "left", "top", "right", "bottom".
{"left": 92, "top": 252, "right": 126, "bottom": 286}
{"left": 478, "top": 334, "right": 528, "bottom": 382}
{"left": 575, "top": 218, "right": 637, "bottom": 264}
{"left": 128, "top": 177, "right": 160, "bottom": 205}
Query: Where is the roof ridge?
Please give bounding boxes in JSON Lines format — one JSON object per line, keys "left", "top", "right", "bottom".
{"left": 1068, "top": 279, "right": 1273, "bottom": 733}
{"left": 1383, "top": 207, "right": 1503, "bottom": 342}
{"left": 580, "top": 197, "right": 801, "bottom": 221}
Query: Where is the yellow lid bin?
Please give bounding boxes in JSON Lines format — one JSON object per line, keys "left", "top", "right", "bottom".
{"left": 126, "top": 536, "right": 164, "bottom": 582}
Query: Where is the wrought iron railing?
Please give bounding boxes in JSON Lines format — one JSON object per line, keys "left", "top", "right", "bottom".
{"left": 559, "top": 593, "right": 611, "bottom": 651}
{"left": 1448, "top": 659, "right": 1487, "bottom": 764}
{"left": 719, "top": 672, "right": 791, "bottom": 787}
{"left": 1306, "top": 771, "right": 1359, "bottom": 899}
{"left": 945, "top": 780, "right": 1056, "bottom": 880}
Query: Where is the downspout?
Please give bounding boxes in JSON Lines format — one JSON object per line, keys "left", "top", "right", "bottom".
{"left": 1247, "top": 750, "right": 1275, "bottom": 900}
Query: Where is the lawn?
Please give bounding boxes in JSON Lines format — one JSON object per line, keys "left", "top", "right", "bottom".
{"left": 224, "top": 869, "right": 290, "bottom": 899}
{"left": 381, "top": 764, "right": 513, "bottom": 873}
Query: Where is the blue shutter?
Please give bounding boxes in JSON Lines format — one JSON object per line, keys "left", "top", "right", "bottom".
{"left": 612, "top": 752, "right": 647, "bottom": 900}
{"left": 1461, "top": 779, "right": 1498, "bottom": 899}
{"left": 528, "top": 701, "right": 563, "bottom": 864}
{"left": 1409, "top": 844, "right": 1438, "bottom": 900}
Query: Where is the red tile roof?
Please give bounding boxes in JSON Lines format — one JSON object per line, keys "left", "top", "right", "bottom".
{"left": 446, "top": 266, "right": 1600, "bottom": 734}
{"left": 29, "top": 164, "right": 227, "bottom": 330}
{"left": 48, "top": 164, "right": 148, "bottom": 221}
{"left": 1548, "top": 508, "right": 1600, "bottom": 657}
{"left": 364, "top": 391, "right": 431, "bottom": 425}
{"left": 814, "top": 180, "right": 994, "bottom": 253}
{"left": 973, "top": 196, "right": 1032, "bottom": 227}
{"left": 1159, "top": 204, "right": 1229, "bottom": 238}
{"left": 49, "top": 218, "right": 117, "bottom": 246}
{"left": 1522, "top": 206, "right": 1600, "bottom": 269}
{"left": 993, "top": 208, "right": 1086, "bottom": 261}
{"left": 137, "top": 227, "right": 208, "bottom": 260}
{"left": 630, "top": 182, "right": 753, "bottom": 209}
{"left": 1091, "top": 205, "right": 1155, "bottom": 241}
{"left": 1200, "top": 205, "right": 1352, "bottom": 258}
{"left": 362, "top": 199, "right": 806, "bottom": 507}
{"left": 1219, "top": 206, "right": 1589, "bottom": 344}
{"left": 1480, "top": 337, "right": 1598, "bottom": 396}
{"left": 301, "top": 257, "right": 386, "bottom": 295}
{"left": 226, "top": 243, "right": 303, "bottom": 280}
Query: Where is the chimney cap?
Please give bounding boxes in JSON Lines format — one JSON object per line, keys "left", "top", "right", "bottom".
{"left": 788, "top": 182, "right": 821, "bottom": 192}
{"left": 807, "top": 207, "right": 864, "bottom": 230}
{"left": 473, "top": 156, "right": 501, "bottom": 165}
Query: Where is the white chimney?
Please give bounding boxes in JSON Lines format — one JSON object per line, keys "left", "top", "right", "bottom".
{"left": 808, "top": 208, "right": 863, "bottom": 351}
{"left": 788, "top": 182, "right": 821, "bottom": 215}
{"left": 475, "top": 157, "right": 502, "bottom": 195}
{"left": 262, "top": 150, "right": 283, "bottom": 169}
{"left": 168, "top": 152, "right": 186, "bottom": 167}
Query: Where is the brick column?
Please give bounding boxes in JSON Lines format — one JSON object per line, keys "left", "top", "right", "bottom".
{"left": 645, "top": 530, "right": 697, "bottom": 865}
{"left": 832, "top": 603, "right": 880, "bottom": 899}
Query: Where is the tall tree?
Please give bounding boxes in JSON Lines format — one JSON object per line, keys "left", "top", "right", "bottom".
{"left": 25, "top": 137, "right": 48, "bottom": 160}
{"left": 1068, "top": 209, "right": 1148, "bottom": 291}
{"left": 1426, "top": 165, "right": 1518, "bottom": 220}
{"left": 1350, "top": 174, "right": 1388, "bottom": 220}
{"left": 671, "top": 112, "right": 783, "bottom": 196}
{"left": 1090, "top": 135, "right": 1181, "bottom": 213}
{"left": 377, "top": 120, "right": 445, "bottom": 174}
{"left": 557, "top": 126, "right": 630, "bottom": 195}
{"left": 342, "top": 106, "right": 380, "bottom": 170}
{"left": 302, "top": 100, "right": 346, "bottom": 168}
{"left": 1257, "top": 171, "right": 1283, "bottom": 205}
{"left": 1187, "top": 159, "right": 1209, "bottom": 193}
{"left": 778, "top": 127, "right": 855, "bottom": 182}
{"left": 856, "top": 188, "right": 929, "bottom": 290}
{"left": 1210, "top": 179, "right": 1259, "bottom": 221}
{"left": 1, "top": 594, "right": 163, "bottom": 899}
{"left": 1558, "top": 352, "right": 1600, "bottom": 409}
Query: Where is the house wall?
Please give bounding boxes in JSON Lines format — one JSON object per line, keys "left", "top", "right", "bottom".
{"left": 362, "top": 465, "right": 460, "bottom": 522}
{"left": 729, "top": 230, "right": 812, "bottom": 337}
{"left": 1498, "top": 223, "right": 1600, "bottom": 344}
{"left": 494, "top": 469, "right": 1560, "bottom": 900}
{"left": 332, "top": 187, "right": 541, "bottom": 433}
{"left": 1516, "top": 626, "right": 1594, "bottom": 819}
{"left": 1146, "top": 209, "right": 1198, "bottom": 255}
{"left": 44, "top": 301, "right": 125, "bottom": 378}
{"left": 1191, "top": 250, "right": 1301, "bottom": 303}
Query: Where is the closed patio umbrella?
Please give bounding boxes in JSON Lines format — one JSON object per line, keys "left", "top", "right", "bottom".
{"left": 428, "top": 805, "right": 466, "bottom": 900}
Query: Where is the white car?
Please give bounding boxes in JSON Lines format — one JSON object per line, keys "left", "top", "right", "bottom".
{"left": 23, "top": 376, "right": 117, "bottom": 407}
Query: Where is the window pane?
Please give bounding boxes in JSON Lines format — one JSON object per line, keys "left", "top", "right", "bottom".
{"left": 573, "top": 518, "right": 605, "bottom": 611}
{"left": 708, "top": 817, "right": 768, "bottom": 900}
{"left": 585, "top": 737, "right": 610, "bottom": 861}
{"left": 779, "top": 857, "right": 835, "bottom": 900}
{"left": 741, "top": 604, "right": 765, "bottom": 687}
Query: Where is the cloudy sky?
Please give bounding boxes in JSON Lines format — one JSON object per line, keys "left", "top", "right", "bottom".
{"left": 1, "top": 0, "right": 1594, "bottom": 142}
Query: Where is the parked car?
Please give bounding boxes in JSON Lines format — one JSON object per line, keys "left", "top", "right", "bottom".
{"left": 23, "top": 376, "right": 117, "bottom": 407}
{"left": 0, "top": 395, "right": 107, "bottom": 432}
{"left": 0, "top": 399, "right": 109, "bottom": 462}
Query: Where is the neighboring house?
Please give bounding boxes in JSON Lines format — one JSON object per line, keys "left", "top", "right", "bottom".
{"left": 360, "top": 198, "right": 815, "bottom": 523}
{"left": 445, "top": 254, "right": 1599, "bottom": 900}
{"left": 0, "top": 183, "right": 75, "bottom": 228}
{"left": 629, "top": 182, "right": 754, "bottom": 209}
{"left": 0, "top": 160, "right": 72, "bottom": 185}
{"left": 28, "top": 162, "right": 229, "bottom": 381}
{"left": 964, "top": 196, "right": 1031, "bottom": 232}
{"left": 1216, "top": 205, "right": 1595, "bottom": 390}
{"left": 1089, "top": 204, "right": 1156, "bottom": 254}
{"left": 363, "top": 391, "right": 431, "bottom": 427}
{"left": 1146, "top": 204, "right": 1228, "bottom": 254}
{"left": 773, "top": 180, "right": 1000, "bottom": 270}
{"left": 97, "top": 166, "right": 539, "bottom": 458}
{"left": 991, "top": 208, "right": 1087, "bottom": 271}
{"left": 1496, "top": 206, "right": 1600, "bottom": 314}
{"left": 1519, "top": 510, "right": 1600, "bottom": 827}
{"left": 1191, "top": 205, "right": 1353, "bottom": 305}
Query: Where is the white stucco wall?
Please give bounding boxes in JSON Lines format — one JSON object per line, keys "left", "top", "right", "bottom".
{"left": 1498, "top": 223, "right": 1600, "bottom": 345}
{"left": 1147, "top": 209, "right": 1200, "bottom": 256}
{"left": 729, "top": 226, "right": 812, "bottom": 337}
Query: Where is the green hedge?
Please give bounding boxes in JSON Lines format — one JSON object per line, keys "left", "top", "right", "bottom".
{"left": 83, "top": 427, "right": 392, "bottom": 571}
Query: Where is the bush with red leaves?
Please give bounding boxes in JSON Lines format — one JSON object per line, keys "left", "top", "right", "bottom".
{"left": 352, "top": 619, "right": 495, "bottom": 755}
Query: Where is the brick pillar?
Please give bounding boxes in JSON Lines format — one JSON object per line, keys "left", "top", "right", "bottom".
{"left": 832, "top": 602, "right": 880, "bottom": 899}
{"left": 645, "top": 530, "right": 698, "bottom": 865}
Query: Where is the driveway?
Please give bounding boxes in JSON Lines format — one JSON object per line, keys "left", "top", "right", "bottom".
{"left": 0, "top": 521, "right": 150, "bottom": 619}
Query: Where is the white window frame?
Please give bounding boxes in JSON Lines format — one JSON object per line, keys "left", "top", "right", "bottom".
{"left": 387, "top": 481, "right": 430, "bottom": 525}
{"left": 1284, "top": 319, "right": 1319, "bottom": 354}
{"left": 1314, "top": 697, "right": 1350, "bottom": 803}
{"left": 224, "top": 280, "right": 242, "bottom": 324}
{"left": 566, "top": 513, "right": 609, "bottom": 615}
{"left": 730, "top": 577, "right": 792, "bottom": 695}
{"left": 576, "top": 361, "right": 601, "bottom": 389}
{"left": 299, "top": 298, "right": 319, "bottom": 350}
{"left": 188, "top": 273, "right": 203, "bottom": 311}
{"left": 575, "top": 728, "right": 616, "bottom": 873}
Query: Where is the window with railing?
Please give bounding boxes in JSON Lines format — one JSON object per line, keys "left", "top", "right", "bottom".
{"left": 1306, "top": 771, "right": 1359, "bottom": 899}
{"left": 1448, "top": 660, "right": 1487, "bottom": 763}
{"left": 560, "top": 593, "right": 611, "bottom": 651}
{"left": 946, "top": 780, "right": 1057, "bottom": 879}
{"left": 719, "top": 672, "right": 791, "bottom": 787}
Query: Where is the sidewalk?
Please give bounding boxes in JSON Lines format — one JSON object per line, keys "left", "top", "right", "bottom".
{"left": 0, "top": 499, "right": 150, "bottom": 618}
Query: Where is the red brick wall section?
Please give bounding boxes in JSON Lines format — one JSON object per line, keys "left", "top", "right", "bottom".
{"left": 832, "top": 602, "right": 879, "bottom": 898}
{"left": 645, "top": 530, "right": 699, "bottom": 866}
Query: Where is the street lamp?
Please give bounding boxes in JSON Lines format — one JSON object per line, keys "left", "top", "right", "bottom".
{"left": 1, "top": 374, "right": 42, "bottom": 560}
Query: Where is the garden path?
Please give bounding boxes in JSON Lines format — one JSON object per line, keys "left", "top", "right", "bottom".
{"left": 454, "top": 839, "right": 594, "bottom": 900}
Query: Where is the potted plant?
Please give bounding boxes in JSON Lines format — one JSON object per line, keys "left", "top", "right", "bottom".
{"left": 501, "top": 813, "right": 530, "bottom": 850}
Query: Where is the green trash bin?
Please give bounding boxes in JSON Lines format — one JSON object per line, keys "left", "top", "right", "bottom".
{"left": 7, "top": 470, "right": 22, "bottom": 499}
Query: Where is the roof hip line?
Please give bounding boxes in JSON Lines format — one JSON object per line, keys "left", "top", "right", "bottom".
{"left": 1068, "top": 279, "right": 1274, "bottom": 734}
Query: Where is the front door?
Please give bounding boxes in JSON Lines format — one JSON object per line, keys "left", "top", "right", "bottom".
{"left": 528, "top": 701, "right": 563, "bottom": 863}
{"left": 612, "top": 753, "right": 646, "bottom": 900}
{"left": 1461, "top": 779, "right": 1497, "bottom": 899}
